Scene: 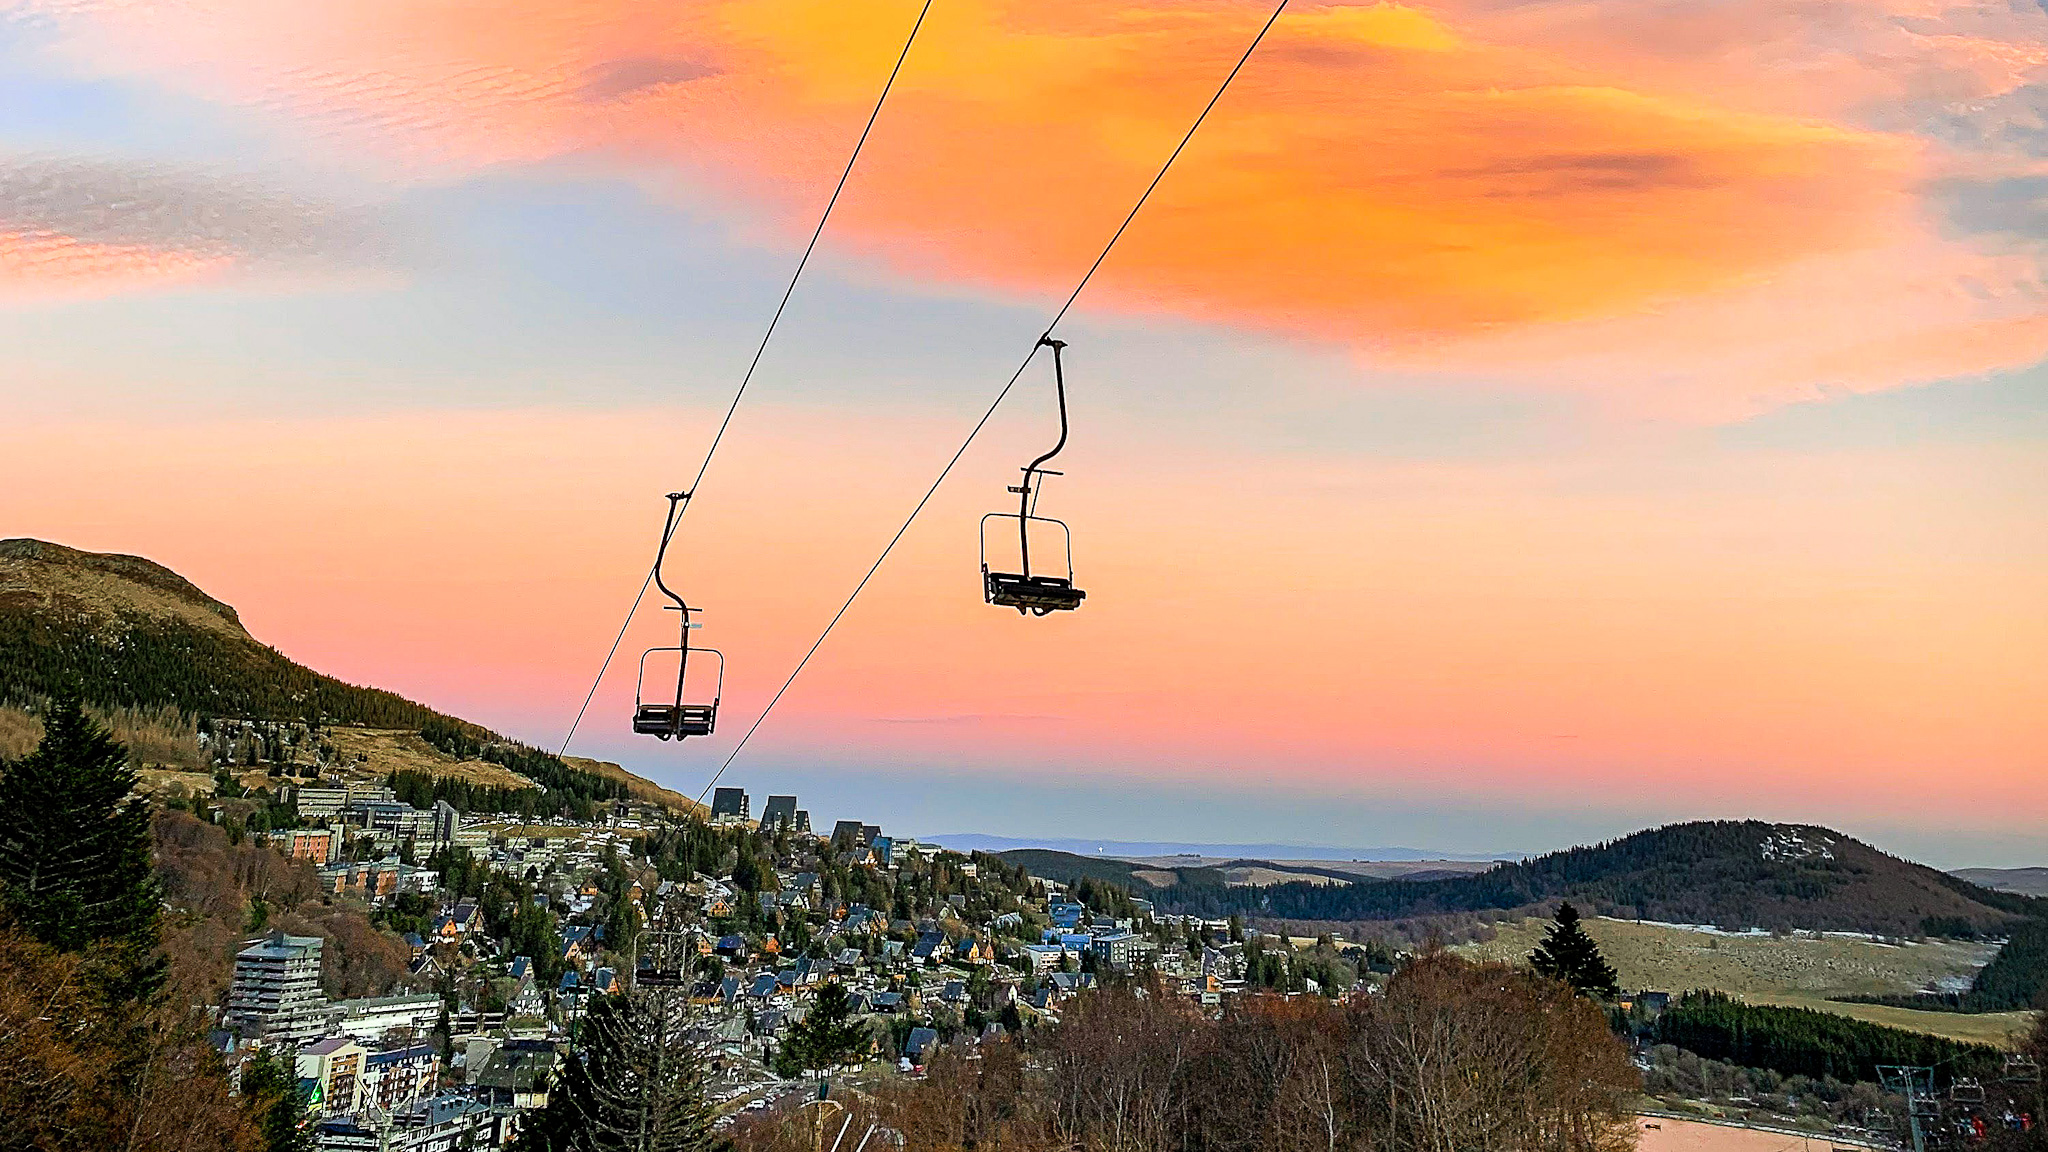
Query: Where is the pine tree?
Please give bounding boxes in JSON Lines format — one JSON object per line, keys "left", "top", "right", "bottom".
{"left": 1529, "top": 901, "right": 1620, "bottom": 999}
{"left": 514, "top": 992, "right": 726, "bottom": 1152}
{"left": 240, "top": 1048, "right": 316, "bottom": 1152}
{"left": 774, "top": 980, "right": 868, "bottom": 1079}
{"left": 0, "top": 696, "right": 164, "bottom": 999}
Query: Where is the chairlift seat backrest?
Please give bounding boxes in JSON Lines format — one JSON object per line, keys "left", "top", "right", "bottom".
{"left": 632, "top": 702, "right": 717, "bottom": 739}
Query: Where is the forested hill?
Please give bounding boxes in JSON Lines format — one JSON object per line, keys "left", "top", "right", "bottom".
{"left": 0, "top": 538, "right": 677, "bottom": 815}
{"left": 1019, "top": 822, "right": 2046, "bottom": 938}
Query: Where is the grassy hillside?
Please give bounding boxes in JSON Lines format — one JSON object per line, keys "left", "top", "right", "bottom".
{"left": 1459, "top": 916, "right": 2034, "bottom": 1047}
{"left": 566, "top": 755, "right": 704, "bottom": 816}
{"left": 0, "top": 538, "right": 688, "bottom": 816}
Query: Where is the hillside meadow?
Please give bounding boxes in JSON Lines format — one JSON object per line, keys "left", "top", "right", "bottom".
{"left": 1459, "top": 915, "right": 2038, "bottom": 1047}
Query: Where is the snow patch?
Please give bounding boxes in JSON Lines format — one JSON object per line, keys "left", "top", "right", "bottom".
{"left": 1759, "top": 827, "right": 1836, "bottom": 862}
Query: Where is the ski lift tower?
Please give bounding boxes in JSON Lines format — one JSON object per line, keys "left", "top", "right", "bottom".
{"left": 1878, "top": 1065, "right": 1938, "bottom": 1152}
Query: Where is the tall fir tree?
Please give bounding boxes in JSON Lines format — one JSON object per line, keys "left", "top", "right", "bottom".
{"left": 1529, "top": 901, "right": 1620, "bottom": 999}
{"left": 0, "top": 696, "right": 164, "bottom": 999}
{"left": 514, "top": 992, "right": 726, "bottom": 1152}
{"left": 773, "top": 979, "right": 867, "bottom": 1079}
{"left": 240, "top": 1047, "right": 316, "bottom": 1152}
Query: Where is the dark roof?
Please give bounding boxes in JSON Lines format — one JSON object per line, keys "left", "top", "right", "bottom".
{"left": 365, "top": 1044, "right": 436, "bottom": 1067}
{"left": 475, "top": 1045, "right": 557, "bottom": 1091}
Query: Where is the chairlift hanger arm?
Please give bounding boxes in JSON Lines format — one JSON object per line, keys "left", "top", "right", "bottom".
{"left": 1021, "top": 336, "right": 1072, "bottom": 485}
{"left": 1015, "top": 338, "right": 1072, "bottom": 577}
{"left": 648, "top": 490, "right": 695, "bottom": 716}
{"left": 650, "top": 490, "right": 693, "bottom": 621}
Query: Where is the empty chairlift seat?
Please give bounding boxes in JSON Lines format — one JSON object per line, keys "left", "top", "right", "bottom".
{"left": 984, "top": 570, "right": 1086, "bottom": 614}
{"left": 630, "top": 490, "right": 726, "bottom": 741}
{"left": 978, "top": 336, "right": 1088, "bottom": 617}
{"left": 631, "top": 702, "right": 717, "bottom": 739}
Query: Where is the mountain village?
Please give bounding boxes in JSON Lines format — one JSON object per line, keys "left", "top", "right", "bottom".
{"left": 229, "top": 780, "right": 1256, "bottom": 1150}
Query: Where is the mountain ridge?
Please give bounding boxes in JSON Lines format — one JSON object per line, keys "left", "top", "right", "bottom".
{"left": 0, "top": 537, "right": 690, "bottom": 814}
{"left": 925, "top": 831, "right": 1512, "bottom": 861}
{"left": 1, "top": 537, "right": 246, "bottom": 638}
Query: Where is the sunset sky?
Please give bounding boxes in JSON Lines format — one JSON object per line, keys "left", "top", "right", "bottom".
{"left": 4, "top": 0, "right": 2043, "bottom": 866}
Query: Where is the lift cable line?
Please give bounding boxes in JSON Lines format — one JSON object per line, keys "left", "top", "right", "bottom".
{"left": 690, "top": 0, "right": 1294, "bottom": 808}
{"left": 553, "top": 0, "right": 938, "bottom": 759}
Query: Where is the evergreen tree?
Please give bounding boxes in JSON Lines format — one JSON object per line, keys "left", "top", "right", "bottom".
{"left": 1529, "top": 901, "right": 1620, "bottom": 998}
{"left": 240, "top": 1048, "right": 315, "bottom": 1152}
{"left": 513, "top": 992, "right": 726, "bottom": 1152}
{"left": 0, "top": 696, "right": 164, "bottom": 998}
{"left": 773, "top": 980, "right": 867, "bottom": 1079}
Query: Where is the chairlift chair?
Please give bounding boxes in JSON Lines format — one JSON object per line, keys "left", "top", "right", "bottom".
{"left": 632, "top": 491, "right": 725, "bottom": 740}
{"left": 981, "top": 336, "right": 1087, "bottom": 616}
{"left": 1952, "top": 1078, "right": 1986, "bottom": 1105}
{"left": 2007, "top": 1055, "right": 2041, "bottom": 1084}
{"left": 634, "top": 964, "right": 689, "bottom": 989}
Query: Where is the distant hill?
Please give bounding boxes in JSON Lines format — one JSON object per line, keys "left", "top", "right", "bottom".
{"left": 1953, "top": 868, "right": 2048, "bottom": 898}
{"left": 1020, "top": 822, "right": 2048, "bottom": 939}
{"left": 999, "top": 849, "right": 1209, "bottom": 891}
{"left": 1001, "top": 849, "right": 1485, "bottom": 892}
{"left": 932, "top": 832, "right": 1496, "bottom": 861}
{"left": 0, "top": 538, "right": 692, "bottom": 816}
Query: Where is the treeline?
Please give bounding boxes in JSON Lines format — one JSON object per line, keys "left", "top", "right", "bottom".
{"left": 1836, "top": 918, "right": 2048, "bottom": 1014}
{"left": 1149, "top": 821, "right": 2031, "bottom": 938}
{"left": 393, "top": 719, "right": 633, "bottom": 821}
{"left": 417, "top": 717, "right": 630, "bottom": 807}
{"left": 390, "top": 768, "right": 605, "bottom": 823}
{"left": 1653, "top": 991, "right": 2000, "bottom": 1085}
{"left": 1641, "top": 1043, "right": 1889, "bottom": 1129}
{"left": 0, "top": 610, "right": 474, "bottom": 732}
{"left": 733, "top": 955, "right": 1639, "bottom": 1152}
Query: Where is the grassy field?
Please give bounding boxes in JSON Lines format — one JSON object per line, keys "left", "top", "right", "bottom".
{"left": 325, "top": 726, "right": 536, "bottom": 789}
{"left": 1740, "top": 992, "right": 2035, "bottom": 1046}
{"left": 564, "top": 754, "right": 703, "bottom": 815}
{"left": 1458, "top": 915, "right": 2036, "bottom": 1048}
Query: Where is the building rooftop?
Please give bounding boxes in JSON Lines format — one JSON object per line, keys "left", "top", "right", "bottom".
{"left": 236, "top": 931, "right": 323, "bottom": 960}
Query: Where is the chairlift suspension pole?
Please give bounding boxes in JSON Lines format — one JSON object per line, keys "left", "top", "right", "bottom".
{"left": 1016, "top": 336, "right": 1070, "bottom": 580}
{"left": 650, "top": 491, "right": 694, "bottom": 712}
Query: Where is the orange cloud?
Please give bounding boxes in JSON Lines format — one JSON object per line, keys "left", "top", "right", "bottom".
{"left": 16, "top": 0, "right": 2048, "bottom": 405}
{"left": 0, "top": 228, "right": 228, "bottom": 297}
